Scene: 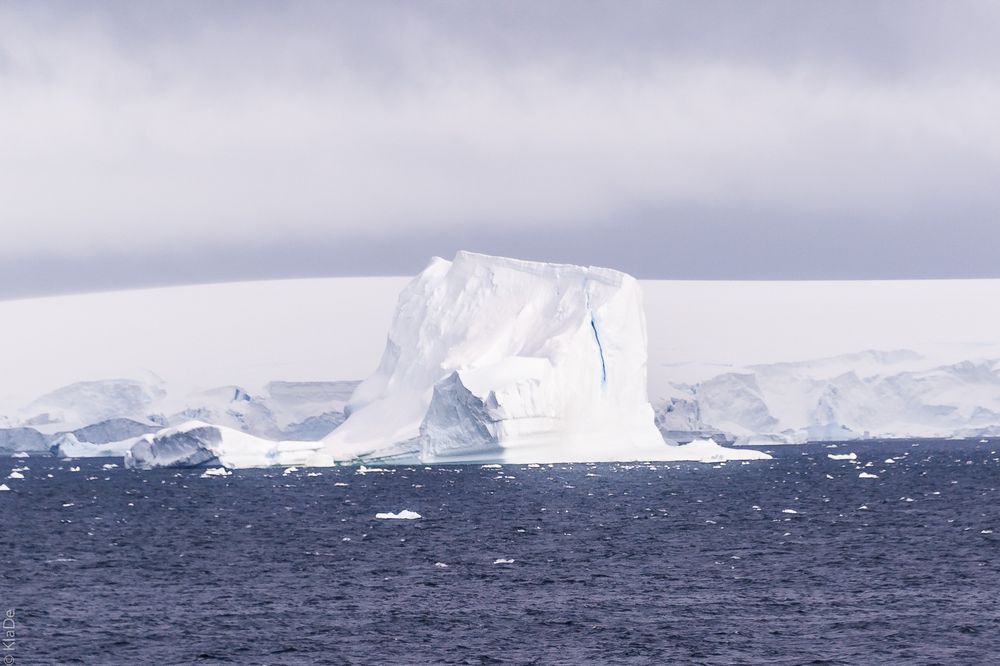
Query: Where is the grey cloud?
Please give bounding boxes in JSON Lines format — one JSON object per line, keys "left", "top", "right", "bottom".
{"left": 1, "top": 1, "right": 999, "bottom": 294}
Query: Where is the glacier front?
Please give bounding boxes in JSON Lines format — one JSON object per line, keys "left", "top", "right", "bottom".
{"left": 312, "top": 251, "right": 677, "bottom": 464}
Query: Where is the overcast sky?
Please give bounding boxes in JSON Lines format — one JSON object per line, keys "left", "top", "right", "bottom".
{"left": 2, "top": 0, "right": 1000, "bottom": 298}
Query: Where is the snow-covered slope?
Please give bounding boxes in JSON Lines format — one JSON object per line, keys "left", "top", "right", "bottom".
{"left": 660, "top": 352, "right": 1000, "bottom": 444}
{"left": 313, "top": 252, "right": 671, "bottom": 464}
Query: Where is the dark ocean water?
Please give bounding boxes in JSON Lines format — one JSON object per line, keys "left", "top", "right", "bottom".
{"left": 3, "top": 439, "right": 1000, "bottom": 665}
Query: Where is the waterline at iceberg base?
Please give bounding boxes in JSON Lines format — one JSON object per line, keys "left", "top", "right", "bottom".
{"left": 126, "top": 252, "right": 769, "bottom": 469}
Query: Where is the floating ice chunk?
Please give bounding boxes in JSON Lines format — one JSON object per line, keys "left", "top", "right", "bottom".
{"left": 859, "top": 472, "right": 878, "bottom": 479}
{"left": 481, "top": 464, "right": 502, "bottom": 469}
{"left": 62, "top": 502, "right": 74, "bottom": 507}
{"left": 11, "top": 452, "right": 29, "bottom": 458}
{"left": 493, "top": 558, "right": 515, "bottom": 565}
{"left": 306, "top": 472, "right": 322, "bottom": 477}
{"left": 375, "top": 509, "right": 421, "bottom": 520}
{"left": 357, "top": 466, "right": 391, "bottom": 474}
{"left": 101, "top": 463, "right": 118, "bottom": 470}
{"left": 675, "top": 439, "right": 771, "bottom": 464}
{"left": 200, "top": 467, "right": 231, "bottom": 478}
{"left": 858, "top": 505, "right": 869, "bottom": 510}
{"left": 69, "top": 466, "right": 81, "bottom": 472}
{"left": 434, "top": 562, "right": 449, "bottom": 568}
{"left": 781, "top": 509, "right": 798, "bottom": 514}
{"left": 825, "top": 474, "right": 834, "bottom": 479}
{"left": 283, "top": 466, "right": 299, "bottom": 475}
{"left": 334, "top": 482, "right": 349, "bottom": 487}
{"left": 0, "top": 484, "right": 9, "bottom": 491}
{"left": 7, "top": 471, "right": 24, "bottom": 479}
{"left": 827, "top": 453, "right": 857, "bottom": 461}
{"left": 884, "top": 458, "right": 896, "bottom": 464}
{"left": 982, "top": 530, "right": 994, "bottom": 534}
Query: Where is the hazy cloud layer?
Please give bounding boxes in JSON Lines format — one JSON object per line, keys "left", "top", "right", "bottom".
{"left": 2, "top": 1, "right": 1000, "bottom": 296}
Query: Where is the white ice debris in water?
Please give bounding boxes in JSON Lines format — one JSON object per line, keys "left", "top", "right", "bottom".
{"left": 825, "top": 474, "right": 834, "bottom": 479}
{"left": 884, "top": 458, "right": 896, "bottom": 464}
{"left": 493, "top": 558, "right": 515, "bottom": 565}
{"left": 982, "top": 530, "right": 994, "bottom": 534}
{"left": 827, "top": 453, "right": 857, "bottom": 461}
{"left": 200, "top": 467, "right": 231, "bottom": 478}
{"left": 481, "top": 464, "right": 502, "bottom": 469}
{"left": 781, "top": 509, "right": 798, "bottom": 514}
{"left": 375, "top": 510, "right": 421, "bottom": 520}
{"left": 434, "top": 562, "right": 449, "bottom": 568}
{"left": 11, "top": 452, "right": 29, "bottom": 458}
{"left": 69, "top": 466, "right": 81, "bottom": 472}
{"left": 283, "top": 466, "right": 299, "bottom": 475}
{"left": 858, "top": 505, "right": 869, "bottom": 510}
{"left": 62, "top": 502, "right": 74, "bottom": 507}
{"left": 101, "top": 463, "right": 118, "bottom": 470}
{"left": 6, "top": 471, "right": 24, "bottom": 479}
{"left": 0, "top": 484, "right": 10, "bottom": 491}
{"left": 859, "top": 472, "right": 879, "bottom": 479}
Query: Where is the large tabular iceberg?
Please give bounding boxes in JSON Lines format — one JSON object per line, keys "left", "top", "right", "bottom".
{"left": 313, "top": 251, "right": 674, "bottom": 464}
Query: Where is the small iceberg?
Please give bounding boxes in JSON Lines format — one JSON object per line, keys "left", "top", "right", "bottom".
{"left": 493, "top": 558, "right": 515, "bottom": 565}
{"left": 827, "top": 453, "right": 857, "bottom": 461}
{"left": 859, "top": 472, "right": 879, "bottom": 479}
{"left": 200, "top": 467, "right": 232, "bottom": 478}
{"left": 781, "top": 509, "right": 798, "bottom": 514}
{"left": 11, "top": 452, "right": 29, "bottom": 459}
{"left": 357, "top": 466, "right": 391, "bottom": 475}
{"left": 69, "top": 466, "right": 81, "bottom": 472}
{"left": 375, "top": 509, "right": 421, "bottom": 520}
{"left": 7, "top": 471, "right": 24, "bottom": 479}
{"left": 101, "top": 463, "right": 118, "bottom": 470}
{"left": 0, "top": 484, "right": 10, "bottom": 491}
{"left": 282, "top": 466, "right": 299, "bottom": 476}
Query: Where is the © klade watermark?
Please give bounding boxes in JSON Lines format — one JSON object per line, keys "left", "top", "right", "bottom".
{"left": 2, "top": 609, "right": 14, "bottom": 665}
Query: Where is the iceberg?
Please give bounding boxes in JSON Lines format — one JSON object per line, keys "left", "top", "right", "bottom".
{"left": 827, "top": 452, "right": 858, "bottom": 461}
{"left": 50, "top": 432, "right": 141, "bottom": 459}
{"left": 312, "top": 252, "right": 683, "bottom": 465}
{"left": 674, "top": 438, "right": 771, "bottom": 464}
{"left": 124, "top": 421, "right": 322, "bottom": 470}
{"left": 374, "top": 510, "right": 421, "bottom": 520}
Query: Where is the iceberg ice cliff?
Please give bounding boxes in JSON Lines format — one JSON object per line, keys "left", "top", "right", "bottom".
{"left": 311, "top": 252, "right": 674, "bottom": 464}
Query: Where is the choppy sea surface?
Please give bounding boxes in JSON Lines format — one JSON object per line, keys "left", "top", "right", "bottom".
{"left": 3, "top": 439, "right": 1000, "bottom": 665}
